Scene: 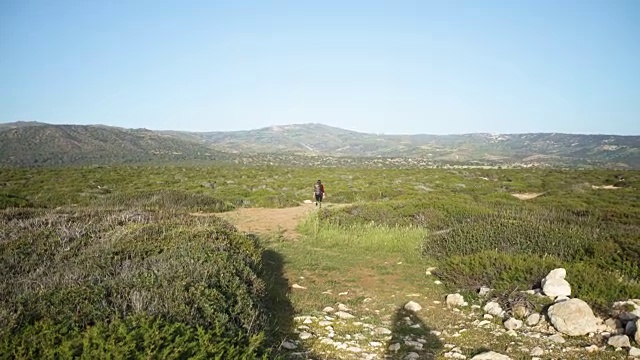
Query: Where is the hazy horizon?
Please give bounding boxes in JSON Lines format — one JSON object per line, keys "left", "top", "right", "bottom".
{"left": 2, "top": 1, "right": 639, "bottom": 135}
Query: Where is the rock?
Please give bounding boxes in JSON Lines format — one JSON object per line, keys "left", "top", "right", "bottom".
{"left": 506, "top": 329, "right": 517, "bottom": 337}
{"left": 347, "top": 346, "right": 362, "bottom": 353}
{"left": 470, "top": 351, "right": 512, "bottom": 360}
{"left": 282, "top": 341, "right": 297, "bottom": 349}
{"left": 446, "top": 293, "right": 466, "bottom": 307}
{"left": 369, "top": 341, "right": 382, "bottom": 347}
{"left": 630, "top": 347, "right": 640, "bottom": 357}
{"left": 425, "top": 266, "right": 437, "bottom": 275}
{"left": 547, "top": 298, "right": 599, "bottom": 336}
{"left": 548, "top": 334, "right": 566, "bottom": 343}
{"left": 334, "top": 311, "right": 355, "bottom": 319}
{"left": 299, "top": 332, "right": 312, "bottom": 340}
{"left": 530, "top": 347, "right": 544, "bottom": 356}
{"left": 544, "top": 268, "right": 567, "bottom": 280}
{"left": 291, "top": 284, "right": 307, "bottom": 290}
{"left": 318, "top": 320, "right": 332, "bottom": 326}
{"left": 388, "top": 343, "right": 401, "bottom": 352}
{"left": 404, "top": 353, "right": 420, "bottom": 360}
{"left": 404, "top": 301, "right": 422, "bottom": 312}
{"left": 434, "top": 280, "right": 442, "bottom": 285}
{"left": 585, "top": 345, "right": 599, "bottom": 352}
{"left": 608, "top": 335, "right": 631, "bottom": 348}
{"left": 605, "top": 318, "right": 622, "bottom": 332}
{"left": 445, "top": 352, "right": 467, "bottom": 359}
{"left": 484, "top": 314, "right": 494, "bottom": 320}
{"left": 504, "top": 318, "right": 523, "bottom": 330}
{"left": 320, "top": 338, "right": 333, "bottom": 345}
{"left": 613, "top": 300, "right": 640, "bottom": 322}
{"left": 526, "top": 313, "right": 541, "bottom": 326}
{"left": 626, "top": 320, "right": 638, "bottom": 336}
{"left": 374, "top": 327, "right": 392, "bottom": 335}
{"left": 322, "top": 306, "right": 335, "bottom": 313}
{"left": 484, "top": 301, "right": 504, "bottom": 317}
{"left": 478, "top": 286, "right": 492, "bottom": 297}
{"left": 636, "top": 319, "right": 640, "bottom": 344}
{"left": 337, "top": 303, "right": 350, "bottom": 311}
{"left": 542, "top": 278, "right": 571, "bottom": 298}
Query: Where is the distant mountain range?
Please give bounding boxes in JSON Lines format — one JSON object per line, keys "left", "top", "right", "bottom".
{"left": 1, "top": 122, "right": 638, "bottom": 168}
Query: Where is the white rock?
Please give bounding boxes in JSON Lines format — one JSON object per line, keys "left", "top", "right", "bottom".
{"left": 530, "top": 347, "right": 544, "bottom": 356}
{"left": 299, "top": 332, "right": 312, "bottom": 340}
{"left": 585, "top": 344, "right": 599, "bottom": 352}
{"left": 388, "top": 343, "right": 401, "bottom": 352}
{"left": 434, "top": 280, "right": 443, "bottom": 285}
{"left": 291, "top": 283, "right": 307, "bottom": 289}
{"left": 478, "top": 286, "right": 492, "bottom": 296}
{"left": 544, "top": 268, "right": 567, "bottom": 280}
{"left": 405, "top": 301, "right": 422, "bottom": 312}
{"left": 484, "top": 301, "right": 503, "bottom": 317}
{"left": 320, "top": 338, "right": 333, "bottom": 345}
{"left": 542, "top": 278, "right": 571, "bottom": 298}
{"left": 636, "top": 319, "right": 640, "bottom": 345}
{"left": 629, "top": 347, "right": 640, "bottom": 357}
{"left": 484, "top": 314, "right": 494, "bottom": 320}
{"left": 613, "top": 300, "right": 640, "bottom": 322}
{"left": 374, "top": 327, "right": 392, "bottom": 335}
{"left": 282, "top": 341, "right": 297, "bottom": 349}
{"left": 445, "top": 352, "right": 467, "bottom": 359}
{"left": 347, "top": 346, "right": 362, "bottom": 353}
{"left": 506, "top": 329, "right": 517, "bottom": 337}
{"left": 504, "top": 317, "right": 523, "bottom": 330}
{"left": 322, "top": 306, "right": 335, "bottom": 313}
{"left": 477, "top": 320, "right": 491, "bottom": 327}
{"left": 526, "top": 313, "right": 541, "bottom": 326}
{"left": 548, "top": 333, "right": 566, "bottom": 343}
{"left": 470, "top": 351, "right": 512, "bottom": 360}
{"left": 303, "top": 318, "right": 313, "bottom": 324}
{"left": 608, "top": 335, "right": 631, "bottom": 348}
{"left": 337, "top": 303, "right": 350, "bottom": 311}
{"left": 369, "top": 341, "right": 382, "bottom": 347}
{"left": 547, "top": 298, "right": 599, "bottom": 336}
{"left": 334, "top": 311, "right": 355, "bottom": 319}
{"left": 446, "top": 293, "right": 466, "bottom": 307}
{"left": 319, "top": 320, "right": 332, "bottom": 326}
{"left": 404, "top": 353, "right": 420, "bottom": 360}
{"left": 605, "top": 318, "right": 622, "bottom": 332}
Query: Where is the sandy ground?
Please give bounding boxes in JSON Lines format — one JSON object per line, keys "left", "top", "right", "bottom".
{"left": 193, "top": 203, "right": 316, "bottom": 239}
{"left": 591, "top": 185, "right": 619, "bottom": 190}
{"left": 511, "top": 192, "right": 544, "bottom": 200}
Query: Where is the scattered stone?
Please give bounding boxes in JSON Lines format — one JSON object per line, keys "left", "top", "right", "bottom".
{"left": 612, "top": 300, "right": 640, "bottom": 322}
{"left": 347, "top": 346, "right": 362, "bottom": 353}
{"left": 299, "top": 332, "right": 312, "bottom": 340}
{"left": 404, "top": 352, "right": 420, "bottom": 360}
{"left": 322, "top": 306, "right": 335, "bottom": 313}
{"left": 636, "top": 319, "right": 640, "bottom": 345}
{"left": 526, "top": 313, "right": 541, "bottom": 326}
{"left": 547, "top": 298, "right": 599, "bottom": 336}
{"left": 478, "top": 286, "right": 492, "bottom": 297}
{"left": 629, "top": 347, "right": 640, "bottom": 357}
{"left": 445, "top": 352, "right": 467, "bottom": 359}
{"left": 320, "top": 338, "right": 333, "bottom": 345}
{"left": 303, "top": 318, "right": 313, "bottom": 324}
{"left": 484, "top": 314, "right": 494, "bottom": 320}
{"left": 470, "top": 351, "right": 512, "bottom": 360}
{"left": 548, "top": 334, "right": 566, "bottom": 343}
{"left": 388, "top": 343, "right": 401, "bottom": 352}
{"left": 605, "top": 318, "right": 622, "bottom": 331}
{"left": 425, "top": 266, "right": 437, "bottom": 275}
{"left": 530, "top": 347, "right": 544, "bottom": 356}
{"left": 446, "top": 293, "right": 466, "bottom": 307}
{"left": 434, "top": 280, "right": 443, "bottom": 285}
{"left": 506, "top": 329, "right": 517, "bottom": 337}
{"left": 281, "top": 341, "right": 297, "bottom": 350}
{"left": 471, "top": 304, "right": 481, "bottom": 310}
{"left": 504, "top": 318, "right": 523, "bottom": 330}
{"left": 291, "top": 284, "right": 307, "bottom": 289}
{"left": 337, "top": 303, "right": 350, "bottom": 312}
{"left": 334, "top": 311, "right": 355, "bottom": 319}
{"left": 484, "top": 301, "right": 503, "bottom": 317}
{"left": 585, "top": 344, "right": 599, "bottom": 352}
{"left": 477, "top": 320, "right": 491, "bottom": 327}
{"left": 405, "top": 301, "right": 422, "bottom": 312}
{"left": 318, "top": 320, "right": 332, "bottom": 326}
{"left": 369, "top": 341, "right": 382, "bottom": 347}
{"left": 338, "top": 291, "right": 348, "bottom": 296}
{"left": 374, "top": 327, "right": 392, "bottom": 336}
{"left": 608, "top": 335, "right": 631, "bottom": 348}
{"left": 541, "top": 268, "right": 571, "bottom": 298}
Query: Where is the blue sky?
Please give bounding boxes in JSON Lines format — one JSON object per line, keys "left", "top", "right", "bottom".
{"left": 1, "top": 0, "right": 639, "bottom": 135}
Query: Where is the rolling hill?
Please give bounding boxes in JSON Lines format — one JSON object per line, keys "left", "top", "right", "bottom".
{"left": 1, "top": 122, "right": 638, "bottom": 168}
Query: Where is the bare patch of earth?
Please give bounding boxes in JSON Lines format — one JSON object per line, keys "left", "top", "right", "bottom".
{"left": 511, "top": 192, "right": 544, "bottom": 200}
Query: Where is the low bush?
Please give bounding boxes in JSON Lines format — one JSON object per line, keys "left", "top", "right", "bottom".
{"left": 0, "top": 208, "right": 272, "bottom": 358}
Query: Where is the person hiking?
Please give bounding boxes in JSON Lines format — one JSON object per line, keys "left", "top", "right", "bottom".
{"left": 313, "top": 180, "right": 325, "bottom": 207}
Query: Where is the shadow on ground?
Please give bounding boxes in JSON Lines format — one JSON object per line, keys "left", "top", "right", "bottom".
{"left": 260, "top": 247, "right": 321, "bottom": 359}
{"left": 384, "top": 307, "right": 443, "bottom": 359}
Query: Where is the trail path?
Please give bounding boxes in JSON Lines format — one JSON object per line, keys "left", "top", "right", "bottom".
{"left": 195, "top": 203, "right": 316, "bottom": 239}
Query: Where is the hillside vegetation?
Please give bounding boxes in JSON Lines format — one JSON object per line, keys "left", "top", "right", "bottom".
{"left": 1, "top": 122, "right": 638, "bottom": 168}
{"left": 1, "top": 165, "right": 639, "bottom": 358}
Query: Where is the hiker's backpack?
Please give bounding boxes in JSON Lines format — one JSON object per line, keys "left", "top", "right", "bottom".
{"left": 314, "top": 183, "right": 323, "bottom": 195}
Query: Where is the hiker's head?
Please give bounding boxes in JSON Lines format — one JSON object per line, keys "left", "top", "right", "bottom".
{"left": 317, "top": 180, "right": 321, "bottom": 183}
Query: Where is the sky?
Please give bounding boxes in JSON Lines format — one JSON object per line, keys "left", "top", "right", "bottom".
{"left": 1, "top": 0, "right": 639, "bottom": 135}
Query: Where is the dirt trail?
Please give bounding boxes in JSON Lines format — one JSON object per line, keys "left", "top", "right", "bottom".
{"left": 193, "top": 203, "right": 316, "bottom": 239}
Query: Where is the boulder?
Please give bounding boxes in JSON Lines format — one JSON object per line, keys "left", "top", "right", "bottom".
{"left": 504, "top": 317, "right": 523, "bottom": 330}
{"left": 446, "top": 293, "right": 465, "bottom": 307}
{"left": 404, "top": 301, "right": 422, "bottom": 312}
{"left": 547, "top": 298, "right": 598, "bottom": 336}
{"left": 630, "top": 347, "right": 640, "bottom": 357}
{"left": 526, "top": 313, "right": 541, "bottom": 326}
{"left": 608, "top": 335, "right": 631, "bottom": 348}
{"left": 484, "top": 301, "right": 504, "bottom": 317}
{"left": 542, "top": 278, "right": 571, "bottom": 298}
